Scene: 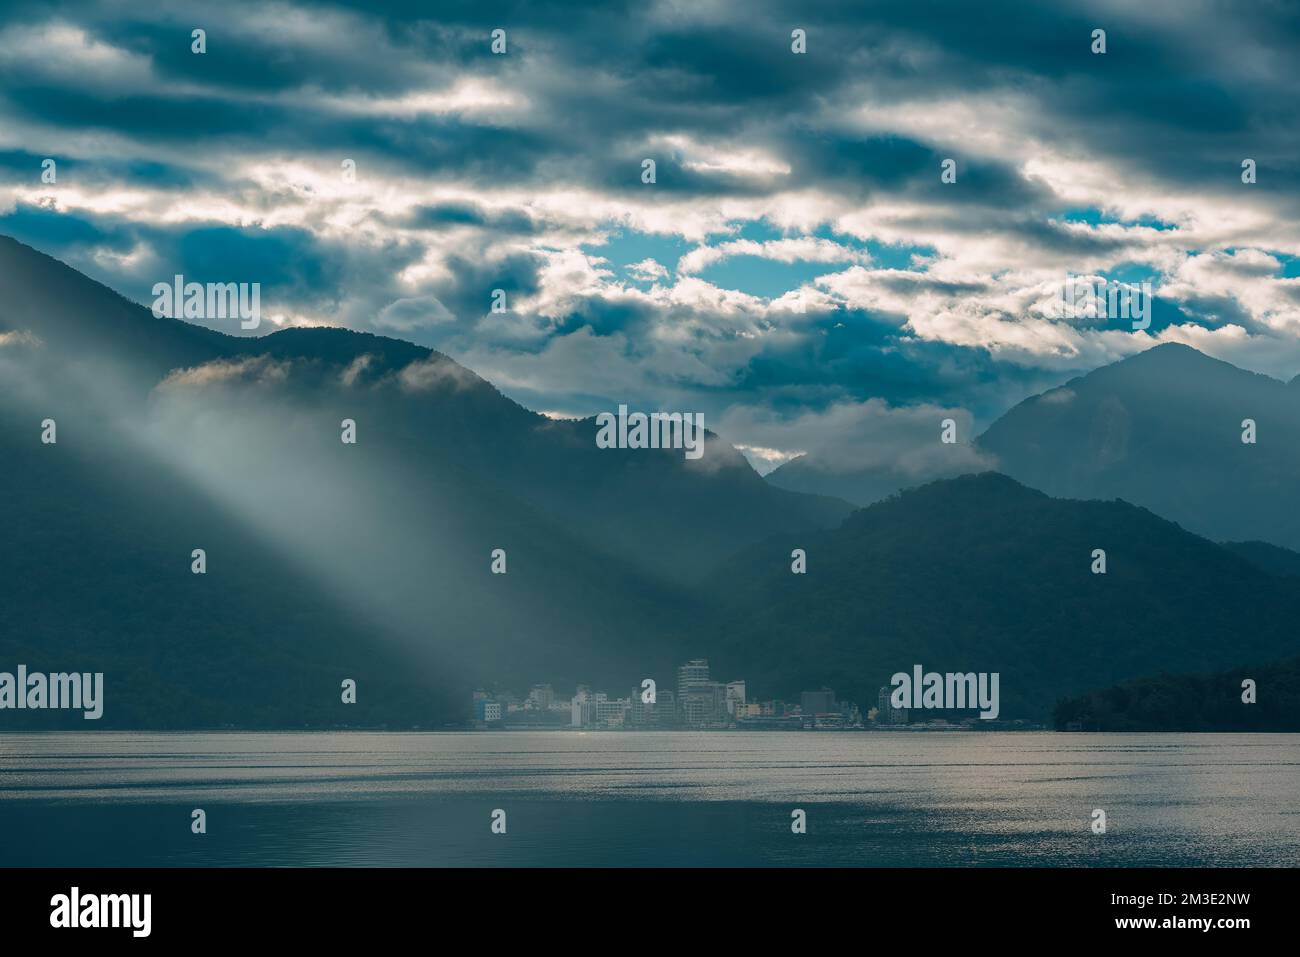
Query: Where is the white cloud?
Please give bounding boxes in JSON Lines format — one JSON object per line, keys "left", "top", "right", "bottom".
{"left": 395, "top": 355, "right": 483, "bottom": 393}
{"left": 0, "top": 23, "right": 153, "bottom": 89}
{"left": 677, "top": 237, "right": 871, "bottom": 275}
{"left": 376, "top": 296, "right": 456, "bottom": 332}
{"left": 719, "top": 399, "right": 996, "bottom": 475}
{"left": 627, "top": 258, "right": 668, "bottom": 281}
{"left": 158, "top": 356, "right": 291, "bottom": 390}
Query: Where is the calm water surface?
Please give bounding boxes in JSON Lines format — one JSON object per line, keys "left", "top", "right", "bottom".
{"left": 1, "top": 731, "right": 1296, "bottom": 866}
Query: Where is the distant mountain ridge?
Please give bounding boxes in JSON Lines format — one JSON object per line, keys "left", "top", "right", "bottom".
{"left": 706, "top": 472, "right": 1300, "bottom": 718}
{"left": 767, "top": 342, "right": 1300, "bottom": 561}
{"left": 978, "top": 342, "right": 1300, "bottom": 552}
{"left": 765, "top": 451, "right": 979, "bottom": 507}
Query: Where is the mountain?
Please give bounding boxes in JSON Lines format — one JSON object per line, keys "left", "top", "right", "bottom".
{"left": 8, "top": 234, "right": 1297, "bottom": 729}
{"left": 1054, "top": 657, "right": 1300, "bottom": 731}
{"left": 0, "top": 235, "right": 850, "bottom": 726}
{"left": 0, "top": 236, "right": 851, "bottom": 583}
{"left": 978, "top": 342, "right": 1300, "bottom": 551}
{"left": 703, "top": 473, "right": 1300, "bottom": 719}
{"left": 765, "top": 453, "right": 978, "bottom": 508}
{"left": 1221, "top": 540, "right": 1300, "bottom": 578}
{"left": 0, "top": 394, "right": 460, "bottom": 729}
{"left": 766, "top": 344, "right": 1300, "bottom": 550}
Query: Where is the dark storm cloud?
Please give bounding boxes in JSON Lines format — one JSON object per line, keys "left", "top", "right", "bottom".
{"left": 403, "top": 201, "right": 540, "bottom": 234}
{"left": 3, "top": 85, "right": 292, "bottom": 139}
{"left": 0, "top": 202, "right": 129, "bottom": 250}
{"left": 1, "top": 0, "right": 1298, "bottom": 460}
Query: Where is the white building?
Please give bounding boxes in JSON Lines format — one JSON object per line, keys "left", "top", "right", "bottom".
{"left": 725, "top": 680, "right": 746, "bottom": 715}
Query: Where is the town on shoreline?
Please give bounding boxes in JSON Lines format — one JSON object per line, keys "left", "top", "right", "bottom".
{"left": 470, "top": 658, "right": 1040, "bottom": 732}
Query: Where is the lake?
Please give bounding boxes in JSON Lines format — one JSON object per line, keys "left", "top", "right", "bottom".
{"left": 1, "top": 731, "right": 1297, "bottom": 866}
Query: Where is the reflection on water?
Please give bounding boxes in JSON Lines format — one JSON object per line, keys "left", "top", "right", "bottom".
{"left": 1, "top": 731, "right": 1297, "bottom": 866}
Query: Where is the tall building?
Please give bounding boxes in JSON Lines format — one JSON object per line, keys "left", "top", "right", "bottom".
{"left": 629, "top": 686, "right": 672, "bottom": 727}
{"left": 571, "top": 685, "right": 592, "bottom": 727}
{"left": 677, "top": 659, "right": 711, "bottom": 699}
{"left": 876, "top": 686, "right": 908, "bottom": 725}
{"left": 677, "top": 659, "right": 725, "bottom": 727}
{"left": 725, "top": 680, "right": 747, "bottom": 716}
{"left": 681, "top": 682, "right": 727, "bottom": 727}
{"left": 654, "top": 689, "right": 676, "bottom": 726}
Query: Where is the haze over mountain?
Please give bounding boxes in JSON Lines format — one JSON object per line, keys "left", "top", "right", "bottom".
{"left": 978, "top": 342, "right": 1300, "bottom": 553}
{"left": 0, "top": 235, "right": 851, "bottom": 582}
{"left": 5, "top": 236, "right": 1299, "bottom": 726}
{"left": 768, "top": 343, "right": 1300, "bottom": 564}
{"left": 0, "top": 235, "right": 846, "bottom": 726}
{"left": 765, "top": 451, "right": 983, "bottom": 508}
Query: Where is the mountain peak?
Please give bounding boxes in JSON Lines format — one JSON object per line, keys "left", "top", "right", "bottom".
{"left": 710, "top": 462, "right": 1300, "bottom": 719}
{"left": 1140, "top": 341, "right": 1201, "bottom": 356}
{"left": 896, "top": 470, "right": 1041, "bottom": 503}
{"left": 1110, "top": 341, "right": 1219, "bottom": 371}
{"left": 841, "top": 471, "right": 1044, "bottom": 531}
{"left": 978, "top": 335, "right": 1300, "bottom": 553}
{"left": 1087, "top": 341, "right": 1290, "bottom": 394}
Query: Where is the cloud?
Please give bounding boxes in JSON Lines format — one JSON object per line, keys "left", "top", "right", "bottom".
{"left": 395, "top": 354, "right": 484, "bottom": 393}
{"left": 0, "top": 22, "right": 153, "bottom": 90}
{"left": 627, "top": 258, "right": 668, "bottom": 282}
{"left": 0, "top": 329, "right": 41, "bottom": 349}
{"left": 339, "top": 353, "right": 374, "bottom": 387}
{"left": 2, "top": 0, "right": 1299, "bottom": 454}
{"left": 719, "top": 398, "right": 996, "bottom": 475}
{"left": 157, "top": 355, "right": 291, "bottom": 390}
{"left": 376, "top": 296, "right": 456, "bottom": 332}
{"left": 677, "top": 237, "right": 871, "bottom": 275}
